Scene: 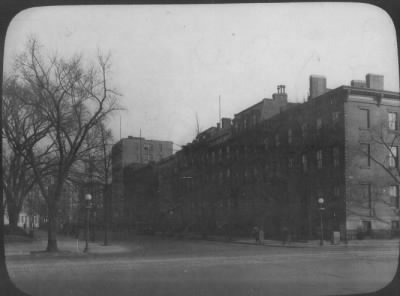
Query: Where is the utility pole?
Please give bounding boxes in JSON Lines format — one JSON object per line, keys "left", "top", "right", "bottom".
{"left": 219, "top": 95, "right": 221, "bottom": 126}
{"left": 139, "top": 129, "right": 142, "bottom": 163}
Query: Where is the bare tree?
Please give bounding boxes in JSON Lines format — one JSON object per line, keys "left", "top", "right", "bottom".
{"left": 195, "top": 112, "right": 202, "bottom": 137}
{"left": 7, "top": 38, "right": 121, "bottom": 252}
{"left": 2, "top": 77, "right": 49, "bottom": 229}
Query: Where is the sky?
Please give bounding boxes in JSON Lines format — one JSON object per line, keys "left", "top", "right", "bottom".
{"left": 3, "top": 3, "right": 399, "bottom": 150}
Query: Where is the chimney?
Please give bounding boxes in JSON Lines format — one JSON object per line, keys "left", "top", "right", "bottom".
{"left": 221, "top": 118, "right": 232, "bottom": 129}
{"left": 272, "top": 84, "right": 288, "bottom": 103}
{"left": 366, "top": 73, "right": 384, "bottom": 90}
{"left": 309, "top": 75, "right": 327, "bottom": 99}
{"left": 351, "top": 80, "right": 367, "bottom": 88}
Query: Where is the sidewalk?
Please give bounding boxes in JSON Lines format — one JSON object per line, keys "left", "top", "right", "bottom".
{"left": 5, "top": 230, "right": 399, "bottom": 258}
{"left": 183, "top": 233, "right": 400, "bottom": 248}
{"left": 235, "top": 238, "right": 400, "bottom": 248}
{"left": 5, "top": 230, "right": 132, "bottom": 257}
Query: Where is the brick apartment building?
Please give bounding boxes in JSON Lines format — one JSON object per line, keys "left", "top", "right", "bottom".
{"left": 123, "top": 74, "right": 400, "bottom": 240}
{"left": 111, "top": 136, "right": 173, "bottom": 225}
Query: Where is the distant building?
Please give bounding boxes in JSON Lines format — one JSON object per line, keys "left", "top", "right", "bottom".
{"left": 233, "top": 84, "right": 293, "bottom": 131}
{"left": 3, "top": 189, "right": 42, "bottom": 230}
{"left": 111, "top": 136, "right": 173, "bottom": 225}
{"left": 123, "top": 163, "right": 159, "bottom": 231}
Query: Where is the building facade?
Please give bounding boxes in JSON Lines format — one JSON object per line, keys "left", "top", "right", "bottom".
{"left": 123, "top": 74, "right": 400, "bottom": 240}
{"left": 111, "top": 136, "right": 173, "bottom": 225}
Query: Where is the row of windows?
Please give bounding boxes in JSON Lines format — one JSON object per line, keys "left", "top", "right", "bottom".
{"left": 168, "top": 147, "right": 342, "bottom": 181}
{"left": 270, "top": 113, "right": 340, "bottom": 148}
{"left": 301, "top": 147, "right": 340, "bottom": 172}
{"left": 360, "top": 109, "right": 398, "bottom": 131}
{"left": 177, "top": 143, "right": 342, "bottom": 171}
{"left": 234, "top": 112, "right": 260, "bottom": 130}
{"left": 171, "top": 109, "right": 398, "bottom": 170}
{"left": 177, "top": 153, "right": 341, "bottom": 189}
{"left": 180, "top": 182, "right": 400, "bottom": 214}
{"left": 177, "top": 145, "right": 262, "bottom": 168}
{"left": 358, "top": 183, "right": 399, "bottom": 216}
{"left": 269, "top": 108, "right": 398, "bottom": 149}
{"left": 361, "top": 144, "right": 399, "bottom": 168}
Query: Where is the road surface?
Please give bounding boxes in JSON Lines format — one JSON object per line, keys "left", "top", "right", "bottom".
{"left": 5, "top": 237, "right": 399, "bottom": 296}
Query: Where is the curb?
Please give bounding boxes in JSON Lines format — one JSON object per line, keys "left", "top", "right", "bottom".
{"left": 182, "top": 235, "right": 397, "bottom": 249}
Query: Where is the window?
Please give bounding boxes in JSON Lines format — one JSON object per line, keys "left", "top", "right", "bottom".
{"left": 316, "top": 150, "right": 323, "bottom": 169}
{"left": 288, "top": 129, "right": 292, "bottom": 144}
{"left": 361, "top": 183, "right": 372, "bottom": 216}
{"left": 253, "top": 167, "right": 258, "bottom": 180}
{"left": 360, "top": 108, "right": 370, "bottom": 128}
{"left": 302, "top": 154, "right": 308, "bottom": 172}
{"left": 360, "top": 143, "right": 371, "bottom": 167}
{"left": 388, "top": 112, "right": 398, "bottom": 130}
{"left": 276, "top": 160, "right": 281, "bottom": 173}
{"left": 244, "top": 169, "right": 248, "bottom": 181}
{"left": 234, "top": 120, "right": 239, "bottom": 131}
{"left": 316, "top": 118, "right": 322, "bottom": 131}
{"left": 332, "top": 111, "right": 340, "bottom": 122}
{"left": 264, "top": 162, "right": 270, "bottom": 176}
{"left": 264, "top": 138, "right": 269, "bottom": 150}
{"left": 362, "top": 221, "right": 372, "bottom": 234}
{"left": 243, "top": 119, "right": 247, "bottom": 129}
{"left": 333, "top": 186, "right": 340, "bottom": 198}
{"left": 392, "top": 221, "right": 399, "bottom": 230}
{"left": 301, "top": 123, "right": 307, "bottom": 139}
{"left": 333, "top": 147, "right": 340, "bottom": 167}
{"left": 389, "top": 146, "right": 398, "bottom": 168}
{"left": 389, "top": 185, "right": 400, "bottom": 209}
{"left": 219, "top": 171, "right": 223, "bottom": 184}
{"left": 288, "top": 157, "right": 295, "bottom": 168}
{"left": 275, "top": 134, "right": 280, "bottom": 147}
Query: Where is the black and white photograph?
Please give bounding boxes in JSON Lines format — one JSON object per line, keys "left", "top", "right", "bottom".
{"left": 1, "top": 2, "right": 400, "bottom": 296}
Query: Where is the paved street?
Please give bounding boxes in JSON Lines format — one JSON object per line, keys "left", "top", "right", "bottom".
{"left": 5, "top": 233, "right": 400, "bottom": 296}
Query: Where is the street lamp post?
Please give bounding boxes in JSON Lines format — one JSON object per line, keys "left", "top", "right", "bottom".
{"left": 318, "top": 198, "right": 325, "bottom": 246}
{"left": 84, "top": 194, "right": 92, "bottom": 253}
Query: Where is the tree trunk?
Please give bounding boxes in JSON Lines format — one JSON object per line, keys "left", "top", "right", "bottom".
{"left": 46, "top": 199, "right": 59, "bottom": 252}
{"left": 0, "top": 191, "right": 29, "bottom": 295}
{"left": 7, "top": 204, "right": 19, "bottom": 230}
{"left": 103, "top": 185, "right": 109, "bottom": 246}
{"left": 4, "top": 190, "right": 22, "bottom": 230}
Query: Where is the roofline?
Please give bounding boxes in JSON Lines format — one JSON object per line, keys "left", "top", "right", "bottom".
{"left": 118, "top": 137, "right": 173, "bottom": 145}
{"left": 343, "top": 85, "right": 399, "bottom": 98}
{"left": 234, "top": 99, "right": 267, "bottom": 116}
{"left": 325, "top": 85, "right": 400, "bottom": 99}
